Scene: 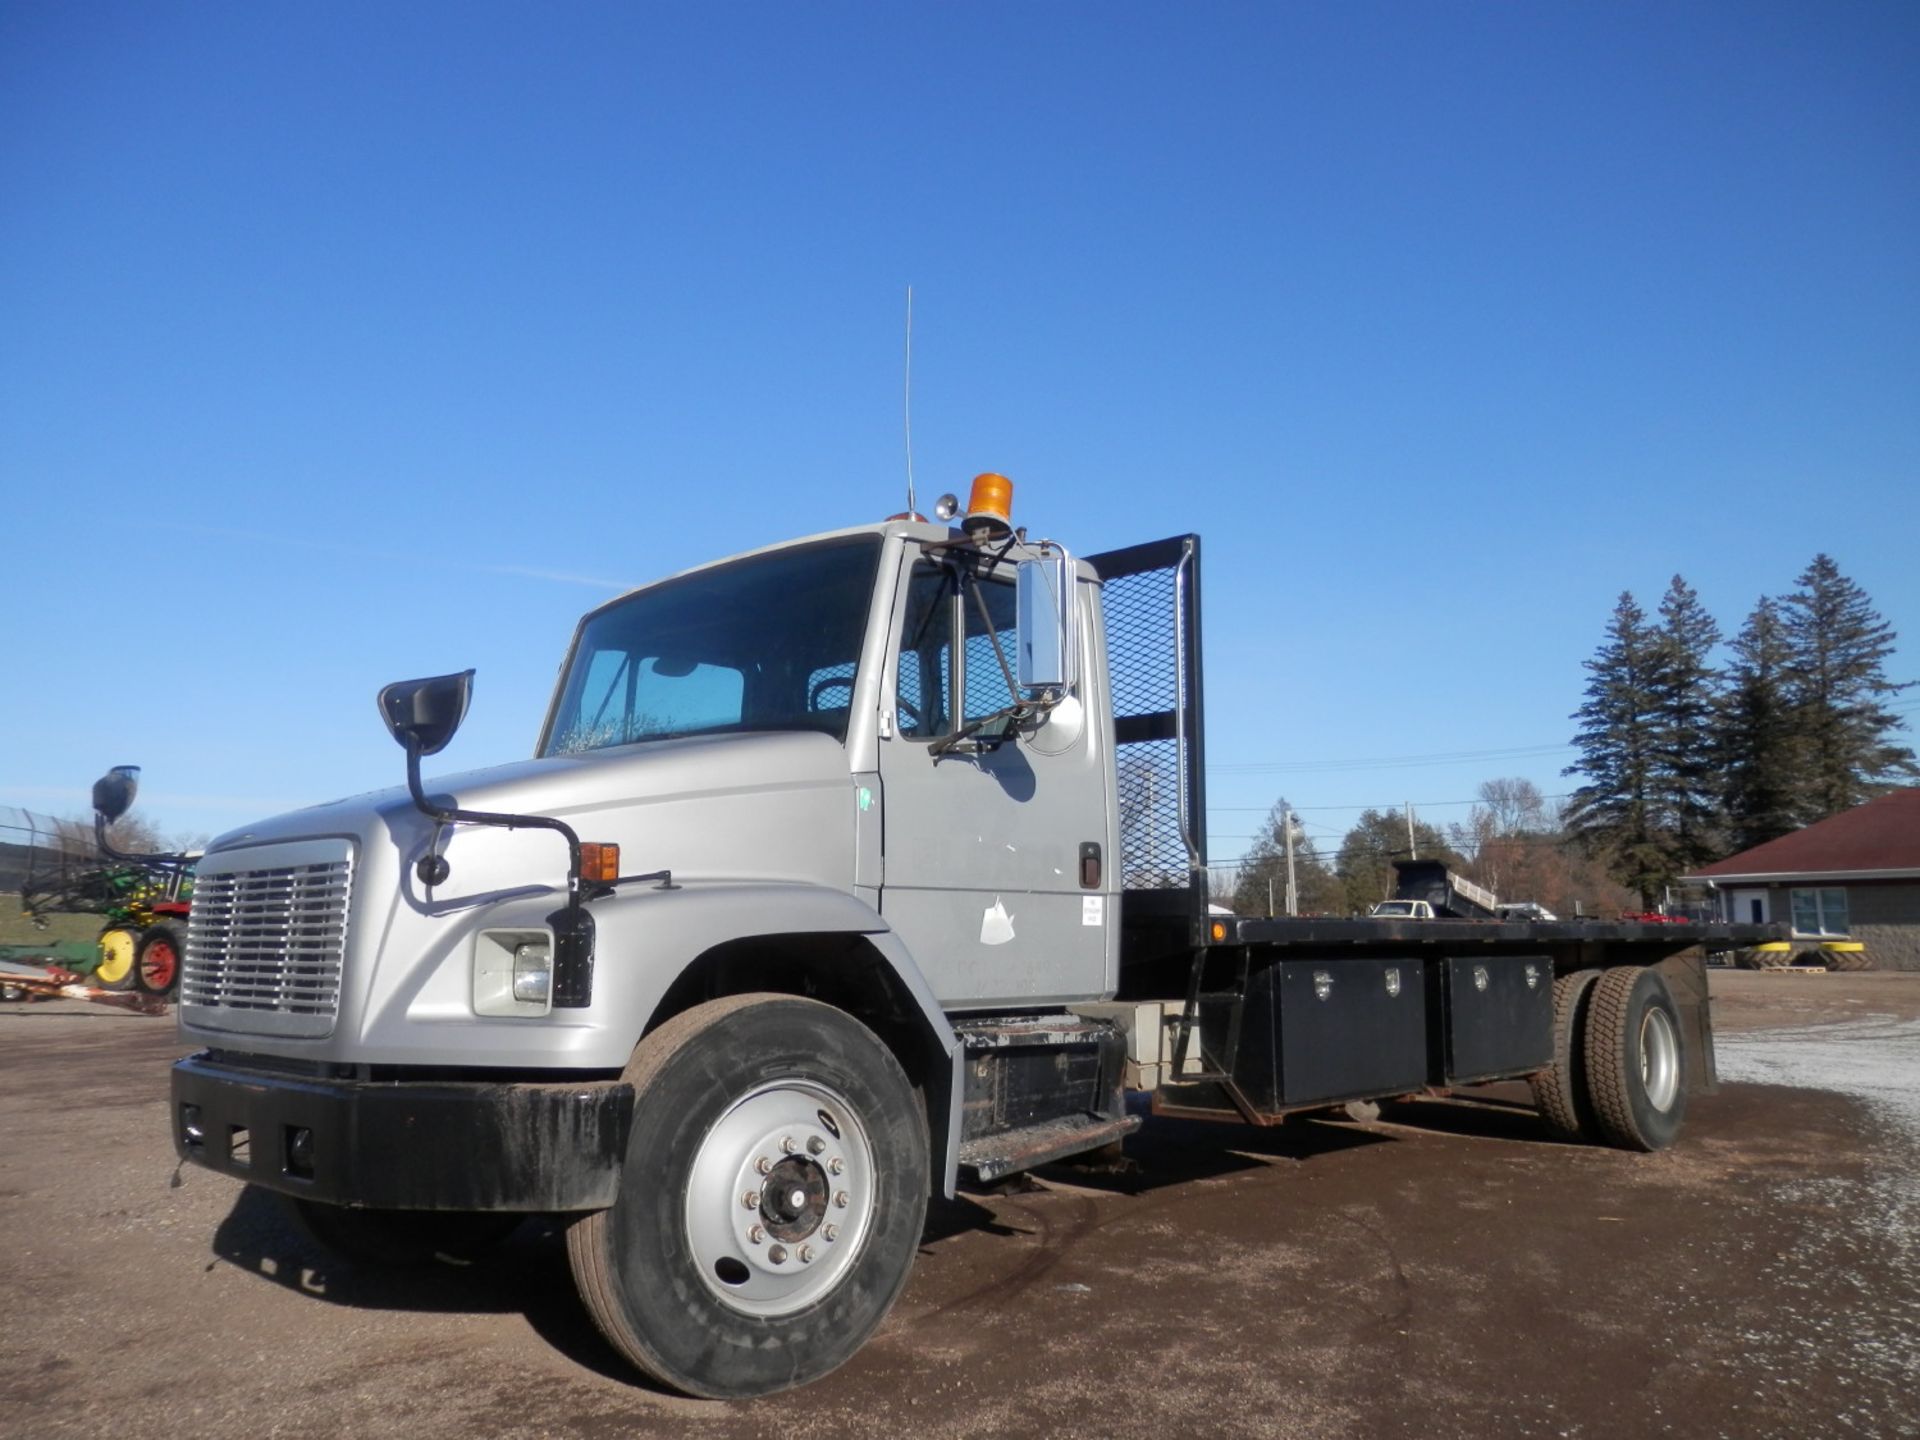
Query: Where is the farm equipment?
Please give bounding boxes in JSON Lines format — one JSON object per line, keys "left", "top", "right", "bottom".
{"left": 8, "top": 782, "right": 195, "bottom": 999}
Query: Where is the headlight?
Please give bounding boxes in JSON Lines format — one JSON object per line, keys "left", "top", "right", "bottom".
{"left": 473, "top": 929, "right": 555, "bottom": 1017}
{"left": 512, "top": 941, "right": 553, "bottom": 1004}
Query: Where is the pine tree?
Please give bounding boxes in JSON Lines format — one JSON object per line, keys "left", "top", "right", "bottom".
{"left": 1650, "top": 575, "right": 1722, "bottom": 872}
{"left": 1780, "top": 555, "right": 1917, "bottom": 816}
{"left": 1718, "top": 597, "right": 1806, "bottom": 850}
{"left": 1230, "top": 800, "right": 1341, "bottom": 916}
{"left": 1564, "top": 592, "right": 1668, "bottom": 906}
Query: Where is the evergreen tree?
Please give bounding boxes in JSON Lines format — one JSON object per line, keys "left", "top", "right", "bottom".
{"left": 1650, "top": 575, "right": 1722, "bottom": 871}
{"left": 1564, "top": 592, "right": 1668, "bottom": 905}
{"left": 1718, "top": 596, "right": 1806, "bottom": 850}
{"left": 1230, "top": 800, "right": 1342, "bottom": 915}
{"left": 1780, "top": 555, "right": 1917, "bottom": 815}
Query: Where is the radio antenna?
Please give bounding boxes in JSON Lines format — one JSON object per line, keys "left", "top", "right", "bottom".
{"left": 903, "top": 284, "right": 917, "bottom": 518}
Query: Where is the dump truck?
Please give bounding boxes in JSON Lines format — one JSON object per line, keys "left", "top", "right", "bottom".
{"left": 156, "top": 476, "right": 1780, "bottom": 1398}
{"left": 1387, "top": 858, "right": 1501, "bottom": 919}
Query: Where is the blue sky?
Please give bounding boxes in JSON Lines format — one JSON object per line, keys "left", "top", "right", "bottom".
{"left": 3, "top": 2, "right": 1916, "bottom": 868}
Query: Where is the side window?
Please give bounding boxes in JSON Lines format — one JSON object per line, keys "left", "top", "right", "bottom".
{"left": 806, "top": 661, "right": 857, "bottom": 721}
{"left": 962, "top": 576, "right": 1019, "bottom": 723}
{"left": 896, "top": 564, "right": 952, "bottom": 738}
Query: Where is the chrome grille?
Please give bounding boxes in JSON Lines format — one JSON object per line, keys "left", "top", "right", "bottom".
{"left": 183, "top": 849, "right": 352, "bottom": 1037}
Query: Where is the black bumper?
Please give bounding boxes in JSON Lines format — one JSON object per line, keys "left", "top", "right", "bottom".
{"left": 171, "top": 1052, "right": 634, "bottom": 1211}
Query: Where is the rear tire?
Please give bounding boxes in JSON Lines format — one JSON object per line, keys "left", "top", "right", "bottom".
{"left": 567, "top": 994, "right": 929, "bottom": 1399}
{"left": 1823, "top": 949, "right": 1872, "bottom": 973}
{"left": 1530, "top": 969, "right": 1601, "bottom": 1141}
{"left": 135, "top": 923, "right": 184, "bottom": 997}
{"left": 1581, "top": 966, "right": 1688, "bottom": 1152}
{"left": 285, "top": 1195, "right": 522, "bottom": 1266}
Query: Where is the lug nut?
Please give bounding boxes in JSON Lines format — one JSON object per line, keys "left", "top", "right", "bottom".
{"left": 747, "top": 1225, "right": 765, "bottom": 1244}
{"left": 823, "top": 1224, "right": 838, "bottom": 1242}
{"left": 829, "top": 1157, "right": 845, "bottom": 1175}
{"left": 742, "top": 1191, "right": 760, "bottom": 1209}
{"left": 755, "top": 1156, "right": 772, "bottom": 1175}
{"left": 834, "top": 1191, "right": 849, "bottom": 1209}
{"left": 807, "top": 1136, "right": 826, "bottom": 1155}
{"left": 768, "top": 1244, "right": 788, "bottom": 1264}
{"left": 797, "top": 1244, "right": 814, "bottom": 1263}
{"left": 780, "top": 1136, "right": 797, "bottom": 1154}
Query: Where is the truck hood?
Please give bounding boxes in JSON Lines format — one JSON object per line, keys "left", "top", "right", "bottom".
{"left": 198, "top": 733, "right": 860, "bottom": 902}
{"left": 203, "top": 730, "right": 857, "bottom": 864}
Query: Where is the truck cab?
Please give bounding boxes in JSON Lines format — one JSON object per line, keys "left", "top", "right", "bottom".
{"left": 167, "top": 481, "right": 1152, "bottom": 1397}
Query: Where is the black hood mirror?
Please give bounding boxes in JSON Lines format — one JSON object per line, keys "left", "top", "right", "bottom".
{"left": 378, "top": 670, "right": 475, "bottom": 757}
{"left": 92, "top": 765, "right": 141, "bottom": 822}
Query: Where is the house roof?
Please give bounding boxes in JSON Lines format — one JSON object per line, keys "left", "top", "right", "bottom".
{"left": 1689, "top": 788, "right": 1920, "bottom": 882}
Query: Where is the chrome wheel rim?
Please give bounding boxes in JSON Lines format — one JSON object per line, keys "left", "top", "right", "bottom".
{"left": 1640, "top": 1007, "right": 1680, "bottom": 1113}
{"left": 684, "top": 1079, "right": 875, "bottom": 1317}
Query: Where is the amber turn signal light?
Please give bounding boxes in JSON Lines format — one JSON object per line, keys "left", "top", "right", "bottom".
{"left": 580, "top": 842, "right": 621, "bottom": 884}
{"left": 1210, "top": 921, "right": 1228, "bottom": 942}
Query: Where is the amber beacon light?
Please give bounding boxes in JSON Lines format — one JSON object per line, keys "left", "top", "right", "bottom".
{"left": 964, "top": 472, "right": 1014, "bottom": 536}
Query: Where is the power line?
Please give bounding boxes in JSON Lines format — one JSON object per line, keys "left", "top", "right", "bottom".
{"left": 1208, "top": 742, "right": 1575, "bottom": 775}
{"left": 1208, "top": 794, "right": 1576, "bottom": 813}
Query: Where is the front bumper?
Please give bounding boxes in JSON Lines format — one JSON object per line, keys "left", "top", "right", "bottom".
{"left": 171, "top": 1051, "right": 634, "bottom": 1211}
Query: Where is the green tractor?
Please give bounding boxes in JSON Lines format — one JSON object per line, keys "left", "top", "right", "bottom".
{"left": 18, "top": 769, "right": 196, "bottom": 999}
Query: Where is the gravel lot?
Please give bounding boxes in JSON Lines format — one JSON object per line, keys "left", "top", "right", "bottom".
{"left": 2, "top": 970, "right": 1916, "bottom": 1440}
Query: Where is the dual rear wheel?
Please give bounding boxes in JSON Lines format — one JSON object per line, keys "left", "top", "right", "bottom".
{"left": 1529, "top": 965, "right": 1687, "bottom": 1151}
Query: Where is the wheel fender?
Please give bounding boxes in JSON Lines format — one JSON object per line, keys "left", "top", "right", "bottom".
{"left": 586, "top": 882, "right": 964, "bottom": 1197}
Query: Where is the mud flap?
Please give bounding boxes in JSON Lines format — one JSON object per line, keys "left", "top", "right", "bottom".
{"left": 1655, "top": 951, "right": 1717, "bottom": 1096}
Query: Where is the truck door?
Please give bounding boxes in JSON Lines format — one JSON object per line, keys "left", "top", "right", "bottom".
{"left": 876, "top": 546, "right": 1112, "bottom": 1008}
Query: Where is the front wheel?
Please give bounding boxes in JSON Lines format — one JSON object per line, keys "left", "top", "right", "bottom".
{"left": 568, "top": 994, "right": 930, "bottom": 1399}
{"left": 1582, "top": 966, "right": 1688, "bottom": 1151}
{"left": 94, "top": 927, "right": 140, "bottom": 991}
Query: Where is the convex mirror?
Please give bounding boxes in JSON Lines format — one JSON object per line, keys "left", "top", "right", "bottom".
{"left": 92, "top": 765, "right": 141, "bottom": 821}
{"left": 378, "top": 669, "right": 475, "bottom": 756}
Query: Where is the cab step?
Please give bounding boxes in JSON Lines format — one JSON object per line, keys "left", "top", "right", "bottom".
{"left": 958, "top": 1112, "right": 1141, "bottom": 1183}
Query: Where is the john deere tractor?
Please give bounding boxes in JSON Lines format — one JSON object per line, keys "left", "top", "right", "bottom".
{"left": 19, "top": 772, "right": 195, "bottom": 998}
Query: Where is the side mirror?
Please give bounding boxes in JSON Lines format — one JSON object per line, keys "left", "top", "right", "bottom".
{"left": 92, "top": 765, "right": 141, "bottom": 821}
{"left": 1016, "top": 553, "right": 1076, "bottom": 691}
{"left": 378, "top": 670, "right": 475, "bottom": 756}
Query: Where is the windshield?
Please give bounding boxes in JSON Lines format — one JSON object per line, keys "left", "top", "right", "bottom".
{"left": 540, "top": 535, "right": 882, "bottom": 756}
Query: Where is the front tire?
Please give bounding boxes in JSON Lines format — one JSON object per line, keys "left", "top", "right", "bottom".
{"left": 567, "top": 994, "right": 929, "bottom": 1399}
{"left": 94, "top": 927, "right": 139, "bottom": 991}
{"left": 1582, "top": 966, "right": 1688, "bottom": 1152}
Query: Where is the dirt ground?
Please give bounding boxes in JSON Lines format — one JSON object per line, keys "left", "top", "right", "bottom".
{"left": 2, "top": 971, "right": 1916, "bottom": 1440}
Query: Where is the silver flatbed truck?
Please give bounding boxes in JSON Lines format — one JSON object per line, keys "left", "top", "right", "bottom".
{"left": 151, "top": 477, "right": 1780, "bottom": 1397}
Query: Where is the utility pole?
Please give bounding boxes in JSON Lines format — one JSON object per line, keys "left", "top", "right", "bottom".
{"left": 1406, "top": 801, "right": 1418, "bottom": 861}
{"left": 1283, "top": 807, "right": 1299, "bottom": 917}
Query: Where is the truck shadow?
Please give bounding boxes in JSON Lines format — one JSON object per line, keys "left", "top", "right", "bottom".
{"left": 208, "top": 1186, "right": 650, "bottom": 1386}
